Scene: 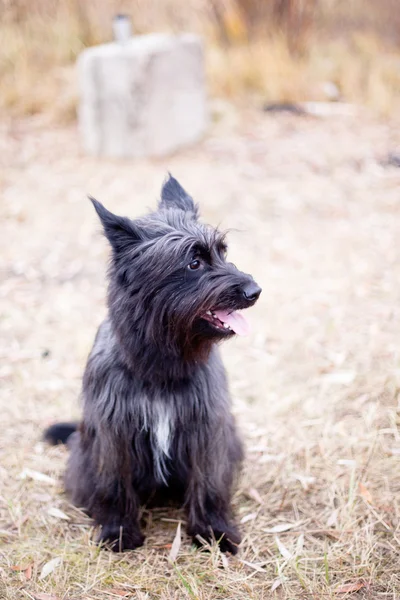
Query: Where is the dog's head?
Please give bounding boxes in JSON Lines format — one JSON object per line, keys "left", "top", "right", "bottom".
{"left": 91, "top": 175, "right": 261, "bottom": 361}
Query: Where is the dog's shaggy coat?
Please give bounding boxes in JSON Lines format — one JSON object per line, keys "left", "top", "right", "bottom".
{"left": 45, "top": 176, "right": 261, "bottom": 553}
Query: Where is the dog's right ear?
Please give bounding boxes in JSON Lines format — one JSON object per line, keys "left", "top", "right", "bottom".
{"left": 90, "top": 197, "right": 140, "bottom": 253}
{"left": 159, "top": 174, "right": 198, "bottom": 217}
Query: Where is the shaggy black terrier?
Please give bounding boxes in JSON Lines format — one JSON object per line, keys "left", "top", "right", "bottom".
{"left": 45, "top": 175, "right": 261, "bottom": 554}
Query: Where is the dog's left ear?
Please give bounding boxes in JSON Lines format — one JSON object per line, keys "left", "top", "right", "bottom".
{"left": 159, "top": 174, "right": 198, "bottom": 217}
{"left": 90, "top": 196, "right": 141, "bottom": 253}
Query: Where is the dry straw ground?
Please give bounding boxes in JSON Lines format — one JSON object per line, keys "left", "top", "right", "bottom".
{"left": 1, "top": 108, "right": 400, "bottom": 599}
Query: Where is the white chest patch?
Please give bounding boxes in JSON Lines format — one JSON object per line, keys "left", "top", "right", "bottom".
{"left": 142, "top": 399, "right": 174, "bottom": 484}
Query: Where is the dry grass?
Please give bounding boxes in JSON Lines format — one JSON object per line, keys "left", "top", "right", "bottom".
{"left": 1, "top": 0, "right": 400, "bottom": 120}
{"left": 1, "top": 109, "right": 400, "bottom": 598}
{"left": 208, "top": 33, "right": 400, "bottom": 116}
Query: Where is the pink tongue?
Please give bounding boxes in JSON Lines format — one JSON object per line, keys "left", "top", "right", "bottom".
{"left": 214, "top": 310, "right": 251, "bottom": 336}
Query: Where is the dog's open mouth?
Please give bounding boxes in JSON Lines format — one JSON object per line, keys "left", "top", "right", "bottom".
{"left": 202, "top": 309, "right": 250, "bottom": 336}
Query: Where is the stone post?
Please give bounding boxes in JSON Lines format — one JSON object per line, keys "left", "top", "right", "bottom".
{"left": 78, "top": 33, "right": 208, "bottom": 158}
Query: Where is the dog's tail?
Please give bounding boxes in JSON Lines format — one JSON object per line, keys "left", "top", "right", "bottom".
{"left": 43, "top": 422, "right": 78, "bottom": 446}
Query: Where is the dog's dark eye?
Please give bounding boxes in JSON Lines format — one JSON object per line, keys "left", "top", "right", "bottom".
{"left": 188, "top": 259, "right": 202, "bottom": 270}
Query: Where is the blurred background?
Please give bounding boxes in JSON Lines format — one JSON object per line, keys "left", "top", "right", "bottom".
{"left": 1, "top": 0, "right": 400, "bottom": 120}
{"left": 2, "top": 2, "right": 400, "bottom": 599}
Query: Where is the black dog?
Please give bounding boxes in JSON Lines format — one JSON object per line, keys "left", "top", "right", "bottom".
{"left": 45, "top": 175, "right": 261, "bottom": 554}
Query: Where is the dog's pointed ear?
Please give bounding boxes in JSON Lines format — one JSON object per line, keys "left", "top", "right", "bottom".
{"left": 159, "top": 174, "right": 198, "bottom": 217}
{"left": 90, "top": 197, "right": 140, "bottom": 252}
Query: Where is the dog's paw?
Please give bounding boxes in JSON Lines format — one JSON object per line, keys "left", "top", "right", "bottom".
{"left": 97, "top": 525, "right": 145, "bottom": 552}
{"left": 215, "top": 529, "right": 241, "bottom": 555}
{"left": 192, "top": 527, "right": 241, "bottom": 555}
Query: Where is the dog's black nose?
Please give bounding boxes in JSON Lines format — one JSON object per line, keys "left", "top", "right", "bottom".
{"left": 243, "top": 281, "right": 262, "bottom": 302}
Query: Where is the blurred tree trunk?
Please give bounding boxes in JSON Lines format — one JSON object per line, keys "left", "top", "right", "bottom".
{"left": 209, "top": 0, "right": 231, "bottom": 46}
{"left": 214, "top": 0, "right": 317, "bottom": 55}
{"left": 273, "top": 0, "right": 317, "bottom": 56}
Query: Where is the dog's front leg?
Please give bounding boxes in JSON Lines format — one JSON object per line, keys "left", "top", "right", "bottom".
{"left": 66, "top": 429, "right": 144, "bottom": 552}
{"left": 93, "top": 483, "right": 144, "bottom": 552}
{"left": 185, "top": 481, "right": 241, "bottom": 555}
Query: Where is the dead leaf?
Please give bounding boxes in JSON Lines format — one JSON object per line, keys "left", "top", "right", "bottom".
{"left": 32, "top": 493, "right": 52, "bottom": 502}
{"left": 240, "top": 512, "right": 257, "bottom": 524}
{"left": 25, "top": 564, "right": 32, "bottom": 580}
{"left": 293, "top": 474, "right": 316, "bottom": 490}
{"left": 326, "top": 508, "right": 339, "bottom": 528}
{"left": 239, "top": 559, "right": 266, "bottom": 573}
{"left": 359, "top": 483, "right": 373, "bottom": 504}
{"left": 11, "top": 564, "right": 30, "bottom": 572}
{"left": 105, "top": 590, "right": 130, "bottom": 597}
{"left": 258, "top": 453, "right": 285, "bottom": 463}
{"left": 11, "top": 563, "right": 33, "bottom": 580}
{"left": 39, "top": 556, "right": 62, "bottom": 580}
{"left": 322, "top": 371, "right": 356, "bottom": 385}
{"left": 337, "top": 459, "right": 356, "bottom": 467}
{"left": 275, "top": 536, "right": 293, "bottom": 560}
{"left": 18, "top": 468, "right": 57, "bottom": 486}
{"left": 335, "top": 581, "right": 365, "bottom": 594}
{"left": 220, "top": 553, "right": 229, "bottom": 569}
{"left": 168, "top": 521, "right": 181, "bottom": 562}
{"left": 47, "top": 507, "right": 70, "bottom": 520}
{"left": 33, "top": 594, "right": 61, "bottom": 600}
{"left": 247, "top": 444, "right": 270, "bottom": 452}
{"left": 248, "top": 487, "right": 264, "bottom": 505}
{"left": 296, "top": 533, "right": 304, "bottom": 556}
{"left": 263, "top": 521, "right": 302, "bottom": 533}
{"left": 271, "top": 577, "right": 284, "bottom": 591}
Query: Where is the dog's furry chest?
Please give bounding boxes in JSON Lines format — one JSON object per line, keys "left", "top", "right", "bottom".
{"left": 140, "top": 397, "right": 175, "bottom": 485}
{"left": 86, "top": 324, "right": 229, "bottom": 486}
{"left": 135, "top": 381, "right": 213, "bottom": 485}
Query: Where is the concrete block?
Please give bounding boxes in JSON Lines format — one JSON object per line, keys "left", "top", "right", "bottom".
{"left": 78, "top": 33, "right": 208, "bottom": 158}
